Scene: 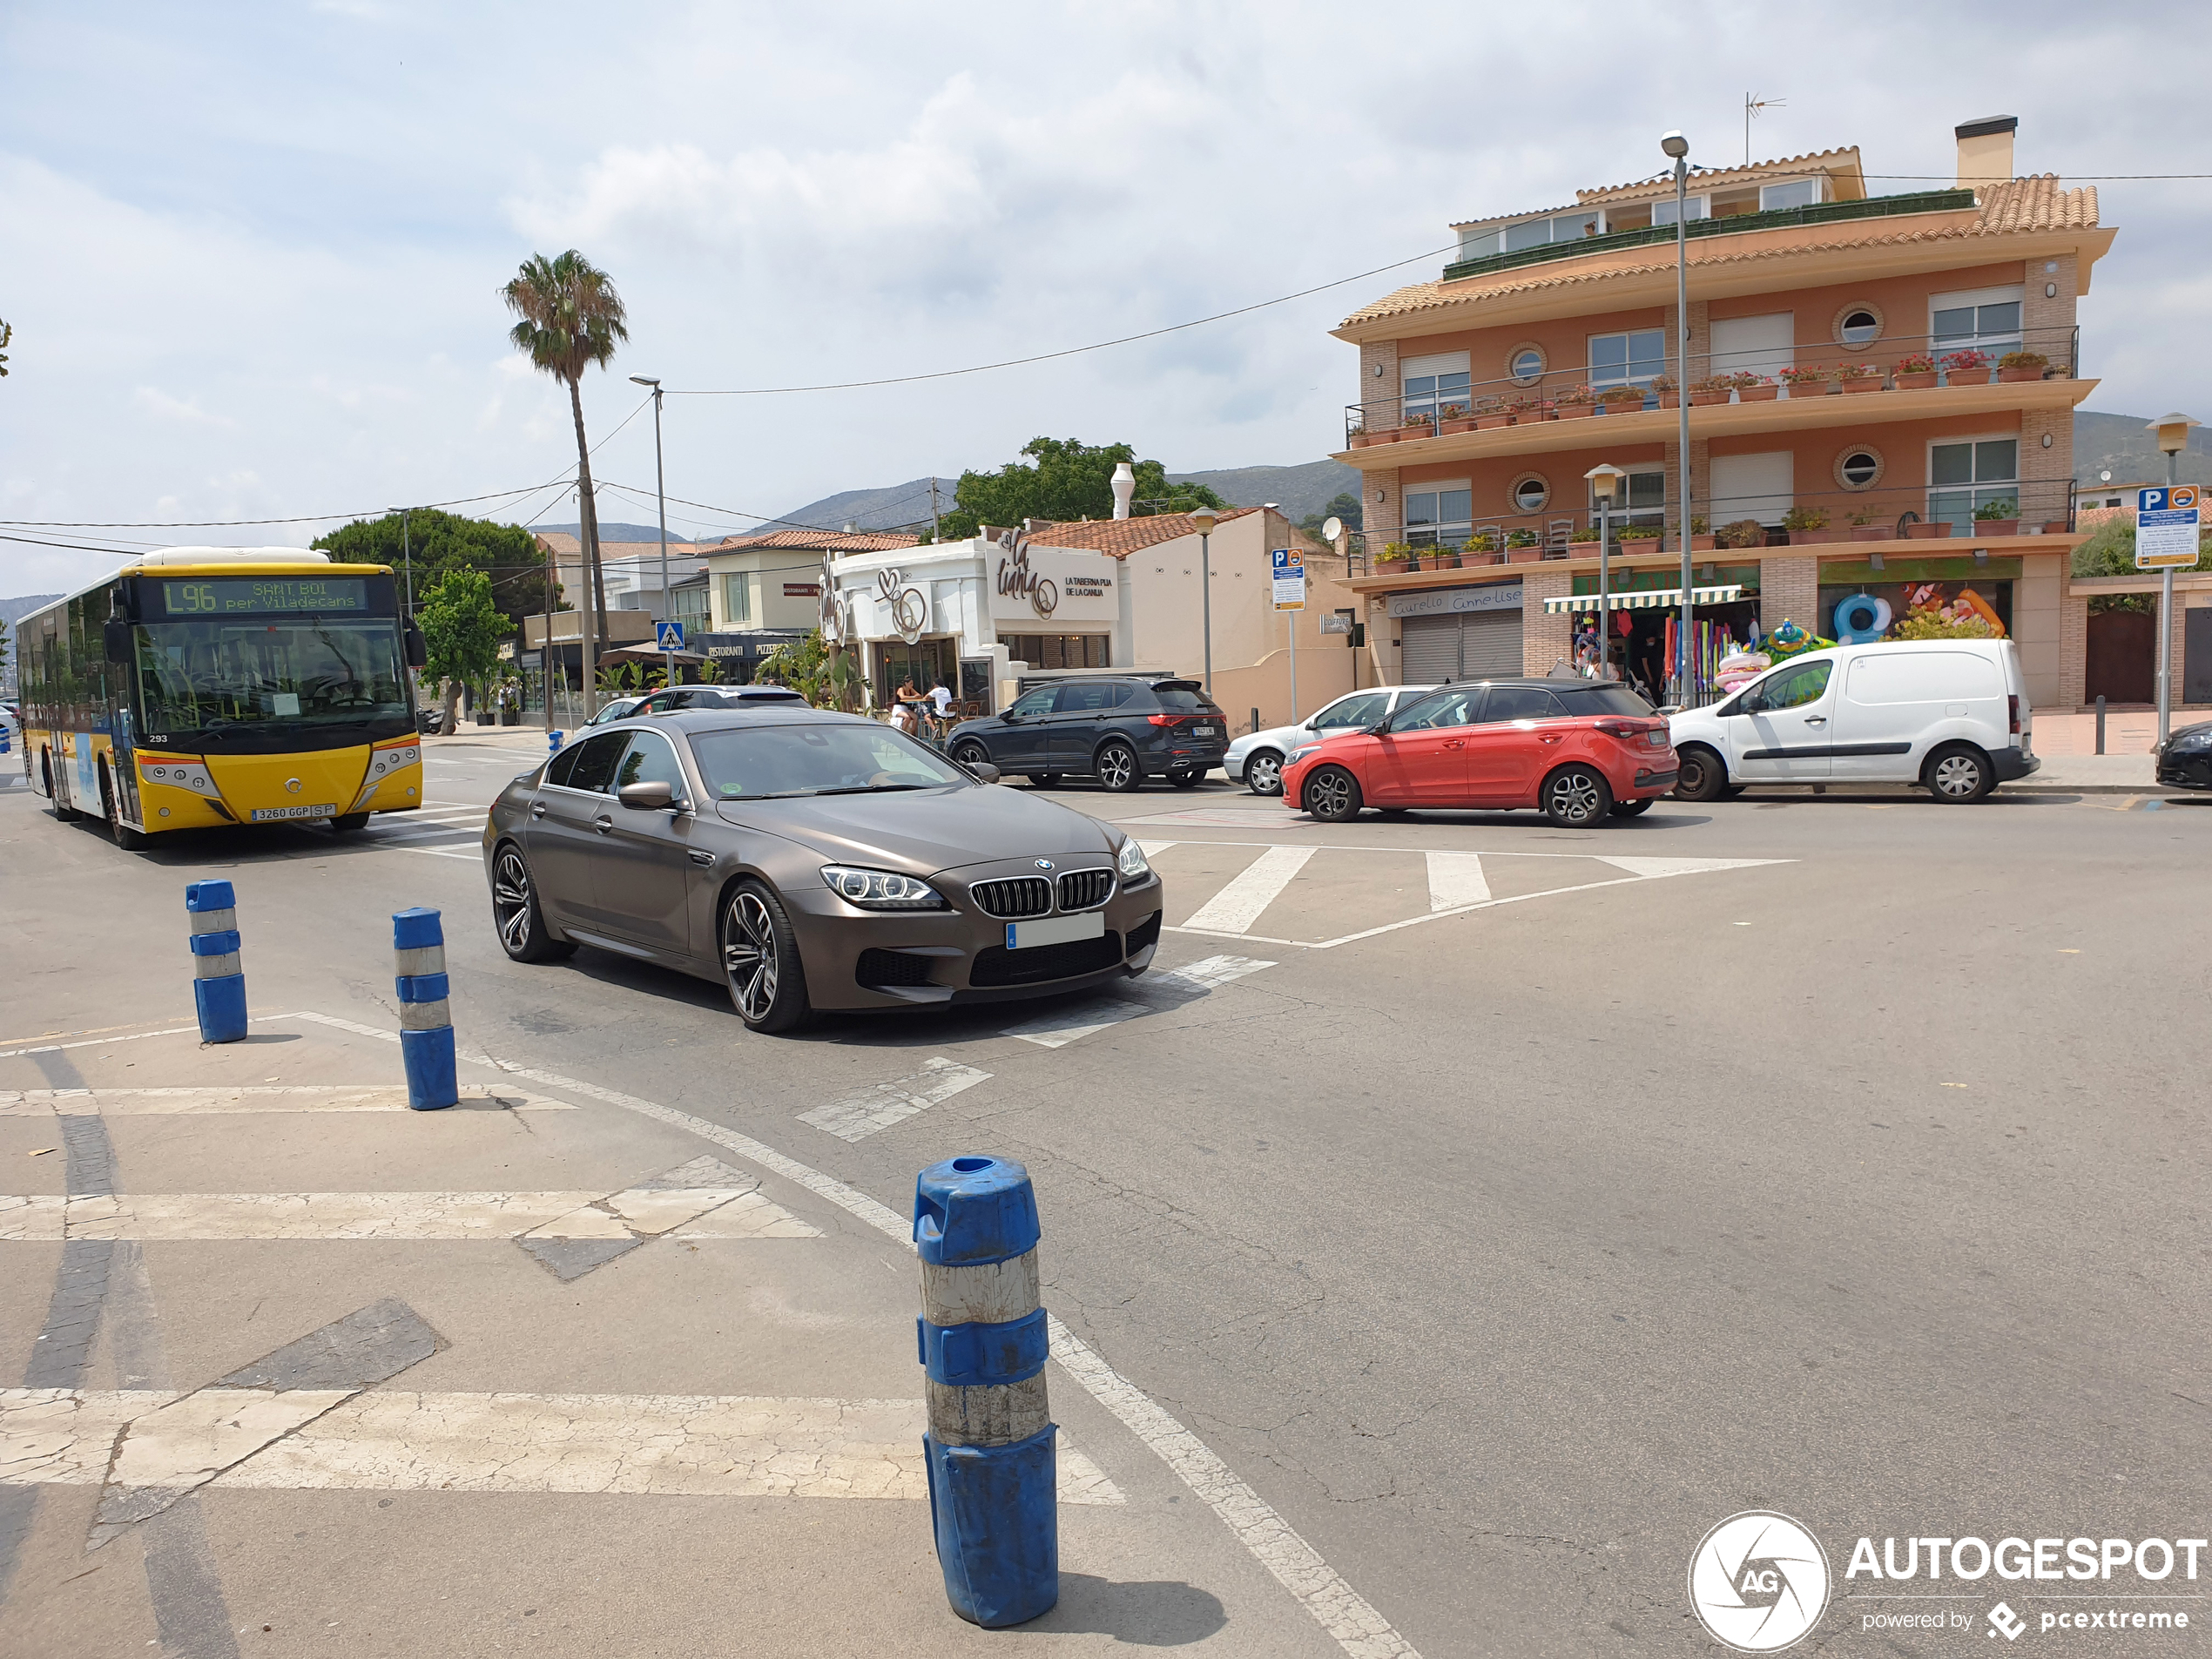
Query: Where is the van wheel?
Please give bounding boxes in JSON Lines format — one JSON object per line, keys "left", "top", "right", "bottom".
{"left": 1925, "top": 744, "right": 1993, "bottom": 802}
{"left": 1674, "top": 745, "right": 1729, "bottom": 802}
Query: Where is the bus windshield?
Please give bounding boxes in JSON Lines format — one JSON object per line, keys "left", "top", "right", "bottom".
{"left": 132, "top": 616, "right": 409, "bottom": 736}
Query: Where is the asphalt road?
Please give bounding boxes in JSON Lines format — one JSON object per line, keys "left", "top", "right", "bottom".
{"left": 3, "top": 740, "right": 2207, "bottom": 1657}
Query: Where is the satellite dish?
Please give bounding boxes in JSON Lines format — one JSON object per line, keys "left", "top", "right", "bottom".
{"left": 1321, "top": 516, "right": 1344, "bottom": 543}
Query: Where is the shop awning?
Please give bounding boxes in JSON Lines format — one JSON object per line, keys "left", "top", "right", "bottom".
{"left": 1541, "top": 585, "right": 1744, "bottom": 614}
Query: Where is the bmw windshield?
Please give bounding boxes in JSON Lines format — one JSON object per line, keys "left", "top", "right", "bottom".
{"left": 692, "top": 723, "right": 972, "bottom": 799}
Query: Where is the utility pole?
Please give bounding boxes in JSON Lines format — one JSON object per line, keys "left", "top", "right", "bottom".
{"left": 929, "top": 476, "right": 942, "bottom": 543}
{"left": 1662, "top": 129, "right": 1695, "bottom": 705}
{"left": 542, "top": 526, "right": 557, "bottom": 730}
{"left": 631, "top": 375, "right": 672, "bottom": 691}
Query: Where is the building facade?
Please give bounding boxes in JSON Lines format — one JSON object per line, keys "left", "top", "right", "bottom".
{"left": 1329, "top": 116, "right": 2114, "bottom": 710}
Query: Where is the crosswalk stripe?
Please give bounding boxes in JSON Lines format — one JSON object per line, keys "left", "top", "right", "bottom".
{"left": 0, "top": 1388, "right": 1124, "bottom": 1505}
{"left": 1424, "top": 851, "right": 1490, "bottom": 912}
{"left": 1136, "top": 840, "right": 1177, "bottom": 857}
{"left": 797, "top": 1057, "right": 990, "bottom": 1143}
{"left": 1180, "top": 845, "right": 1316, "bottom": 934}
{"left": 1594, "top": 855, "right": 1788, "bottom": 878}
{"left": 1000, "top": 954, "right": 1276, "bottom": 1049}
{"left": 0, "top": 1086, "right": 571, "bottom": 1116}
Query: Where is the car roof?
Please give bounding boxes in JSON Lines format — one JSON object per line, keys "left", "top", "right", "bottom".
{"left": 650, "top": 705, "right": 859, "bottom": 730}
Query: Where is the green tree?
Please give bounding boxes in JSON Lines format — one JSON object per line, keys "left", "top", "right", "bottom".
{"left": 315, "top": 508, "right": 562, "bottom": 619}
{"left": 935, "top": 438, "right": 1227, "bottom": 539}
{"left": 2071, "top": 514, "right": 2212, "bottom": 577}
{"left": 1299, "top": 490, "right": 1364, "bottom": 540}
{"left": 419, "top": 567, "right": 511, "bottom": 732}
{"left": 502, "top": 250, "right": 628, "bottom": 712}
{"left": 752, "top": 629, "right": 863, "bottom": 709}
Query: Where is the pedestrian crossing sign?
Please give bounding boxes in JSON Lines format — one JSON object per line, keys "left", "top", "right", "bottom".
{"left": 656, "top": 622, "right": 686, "bottom": 651}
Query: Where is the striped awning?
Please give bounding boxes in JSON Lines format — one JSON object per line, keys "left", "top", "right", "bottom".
{"left": 1542, "top": 584, "right": 1744, "bottom": 614}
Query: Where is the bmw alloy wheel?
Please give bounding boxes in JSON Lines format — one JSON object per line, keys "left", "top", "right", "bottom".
{"left": 1246, "top": 751, "right": 1284, "bottom": 796}
{"left": 493, "top": 848, "right": 536, "bottom": 954}
{"left": 724, "top": 890, "right": 780, "bottom": 1021}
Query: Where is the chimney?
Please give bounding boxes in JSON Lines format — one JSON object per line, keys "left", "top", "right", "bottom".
{"left": 1110, "top": 462, "right": 1136, "bottom": 521}
{"left": 1954, "top": 115, "right": 2017, "bottom": 196}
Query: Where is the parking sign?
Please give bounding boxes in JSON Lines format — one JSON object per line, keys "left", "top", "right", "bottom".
{"left": 2136, "top": 485, "right": 2201, "bottom": 570}
{"left": 656, "top": 621, "right": 686, "bottom": 651}
{"left": 1271, "top": 547, "right": 1306, "bottom": 611}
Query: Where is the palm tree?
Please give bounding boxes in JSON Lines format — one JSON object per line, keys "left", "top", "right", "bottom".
{"left": 502, "top": 251, "right": 628, "bottom": 714}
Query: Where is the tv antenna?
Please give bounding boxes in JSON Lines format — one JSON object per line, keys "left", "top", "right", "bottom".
{"left": 1745, "top": 93, "right": 1785, "bottom": 165}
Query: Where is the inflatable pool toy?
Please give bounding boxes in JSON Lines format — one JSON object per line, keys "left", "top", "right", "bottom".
{"left": 1764, "top": 619, "right": 1832, "bottom": 660}
{"left": 1834, "top": 592, "right": 1893, "bottom": 644}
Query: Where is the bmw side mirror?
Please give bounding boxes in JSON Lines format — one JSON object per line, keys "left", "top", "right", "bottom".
{"left": 617, "top": 780, "right": 678, "bottom": 811}
{"left": 968, "top": 760, "right": 1001, "bottom": 784}
{"left": 404, "top": 622, "right": 428, "bottom": 669}
{"left": 104, "top": 617, "right": 134, "bottom": 664}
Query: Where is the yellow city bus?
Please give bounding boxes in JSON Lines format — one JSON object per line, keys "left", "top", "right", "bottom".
{"left": 17, "top": 549, "right": 427, "bottom": 848}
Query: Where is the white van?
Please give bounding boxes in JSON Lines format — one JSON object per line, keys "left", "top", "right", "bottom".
{"left": 1668, "top": 638, "right": 2037, "bottom": 802}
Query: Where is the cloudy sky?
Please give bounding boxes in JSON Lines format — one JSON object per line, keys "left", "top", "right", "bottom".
{"left": 2, "top": 0, "right": 2204, "bottom": 596}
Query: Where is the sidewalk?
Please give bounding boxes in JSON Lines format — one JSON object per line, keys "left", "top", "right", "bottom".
{"left": 0, "top": 1012, "right": 1354, "bottom": 1657}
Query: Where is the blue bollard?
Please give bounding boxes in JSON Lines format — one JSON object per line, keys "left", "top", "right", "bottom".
{"left": 914, "top": 1155, "right": 1057, "bottom": 1628}
{"left": 392, "top": 907, "right": 457, "bottom": 1110}
{"left": 185, "top": 880, "right": 248, "bottom": 1043}
{"left": 547, "top": 729, "right": 563, "bottom": 758}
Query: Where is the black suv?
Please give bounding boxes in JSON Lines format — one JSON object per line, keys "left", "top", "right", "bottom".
{"left": 948, "top": 678, "right": 1228, "bottom": 792}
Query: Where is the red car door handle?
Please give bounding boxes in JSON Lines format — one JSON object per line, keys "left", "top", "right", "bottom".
{"left": 1539, "top": 734, "right": 1564, "bottom": 744}
{"left": 1442, "top": 738, "right": 1464, "bottom": 749}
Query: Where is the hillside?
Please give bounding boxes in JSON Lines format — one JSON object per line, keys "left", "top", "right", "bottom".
{"left": 2074, "top": 411, "right": 2212, "bottom": 489}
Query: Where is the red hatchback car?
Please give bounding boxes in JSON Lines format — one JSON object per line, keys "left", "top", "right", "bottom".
{"left": 1280, "top": 678, "right": 1677, "bottom": 826}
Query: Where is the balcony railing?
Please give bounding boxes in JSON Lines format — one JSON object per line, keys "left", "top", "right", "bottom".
{"left": 1343, "top": 476, "right": 2080, "bottom": 575}
{"left": 1345, "top": 326, "right": 2082, "bottom": 450}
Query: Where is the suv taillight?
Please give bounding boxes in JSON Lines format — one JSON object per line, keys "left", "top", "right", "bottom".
{"left": 1147, "top": 713, "right": 1180, "bottom": 727}
{"left": 2008, "top": 694, "right": 2020, "bottom": 735}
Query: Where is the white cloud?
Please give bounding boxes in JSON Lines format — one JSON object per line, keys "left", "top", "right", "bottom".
{"left": 134, "top": 386, "right": 234, "bottom": 427}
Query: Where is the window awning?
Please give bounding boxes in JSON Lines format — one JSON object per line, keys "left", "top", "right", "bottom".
{"left": 1541, "top": 584, "right": 1744, "bottom": 614}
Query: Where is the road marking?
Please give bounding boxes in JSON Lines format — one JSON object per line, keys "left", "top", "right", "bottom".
{"left": 0, "top": 1016, "right": 300, "bottom": 1062}
{"left": 1, "top": 1389, "right": 1123, "bottom": 1506}
{"left": 1136, "top": 840, "right": 1177, "bottom": 857}
{"left": 1000, "top": 954, "right": 1278, "bottom": 1049}
{"left": 1180, "top": 845, "right": 1316, "bottom": 934}
{"left": 390, "top": 844, "right": 483, "bottom": 862}
{"left": 0, "top": 1086, "right": 572, "bottom": 1117}
{"left": 291, "top": 1022, "right": 1421, "bottom": 1659}
{"left": 1118, "top": 808, "right": 1318, "bottom": 828}
{"left": 798, "top": 1056, "right": 990, "bottom": 1143}
{"left": 1424, "top": 851, "right": 1489, "bottom": 912}
{"left": 1592, "top": 855, "right": 1787, "bottom": 879}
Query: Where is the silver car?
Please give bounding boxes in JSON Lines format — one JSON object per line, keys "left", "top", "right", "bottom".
{"left": 1223, "top": 685, "right": 1439, "bottom": 795}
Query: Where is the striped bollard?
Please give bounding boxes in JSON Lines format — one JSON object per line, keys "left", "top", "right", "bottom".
{"left": 914, "top": 1155, "right": 1057, "bottom": 1628}
{"left": 392, "top": 907, "right": 457, "bottom": 1110}
{"left": 185, "top": 880, "right": 248, "bottom": 1043}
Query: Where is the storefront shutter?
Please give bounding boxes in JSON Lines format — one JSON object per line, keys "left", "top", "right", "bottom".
{"left": 1399, "top": 614, "right": 1461, "bottom": 684}
{"left": 1460, "top": 610, "right": 1524, "bottom": 679}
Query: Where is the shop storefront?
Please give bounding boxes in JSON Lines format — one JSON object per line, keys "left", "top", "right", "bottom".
{"left": 1552, "top": 565, "right": 1762, "bottom": 702}
{"left": 693, "top": 628, "right": 809, "bottom": 685}
{"left": 1388, "top": 582, "right": 1523, "bottom": 683}
{"left": 1814, "top": 556, "right": 2019, "bottom": 645}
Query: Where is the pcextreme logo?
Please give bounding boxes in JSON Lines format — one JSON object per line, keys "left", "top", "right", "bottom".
{"left": 1688, "top": 1511, "right": 1832, "bottom": 1652}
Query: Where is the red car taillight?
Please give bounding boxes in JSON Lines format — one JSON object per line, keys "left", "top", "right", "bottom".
{"left": 1594, "top": 719, "right": 1646, "bottom": 739}
{"left": 2008, "top": 694, "right": 2020, "bottom": 735}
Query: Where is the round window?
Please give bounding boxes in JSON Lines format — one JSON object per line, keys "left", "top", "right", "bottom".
{"left": 1833, "top": 446, "right": 1885, "bottom": 491}
{"left": 1833, "top": 301, "right": 1884, "bottom": 347}
{"left": 1510, "top": 473, "right": 1550, "bottom": 512}
{"left": 1506, "top": 342, "right": 1548, "bottom": 386}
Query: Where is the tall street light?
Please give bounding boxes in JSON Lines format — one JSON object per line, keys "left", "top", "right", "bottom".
{"left": 1661, "top": 129, "right": 1694, "bottom": 704}
{"left": 1585, "top": 464, "right": 1625, "bottom": 680}
{"left": 630, "top": 375, "right": 672, "bottom": 691}
{"left": 1189, "top": 506, "right": 1219, "bottom": 692}
{"left": 2150, "top": 411, "right": 2201, "bottom": 743}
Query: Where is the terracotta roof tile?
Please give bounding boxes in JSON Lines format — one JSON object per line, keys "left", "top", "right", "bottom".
{"left": 709, "top": 529, "right": 924, "bottom": 553}
{"left": 1573, "top": 147, "right": 1863, "bottom": 206}
{"left": 1027, "top": 507, "right": 1264, "bottom": 561}
{"left": 1973, "top": 173, "right": 2099, "bottom": 233}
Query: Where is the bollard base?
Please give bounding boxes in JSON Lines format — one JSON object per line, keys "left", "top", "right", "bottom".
{"left": 398, "top": 1027, "right": 459, "bottom": 1110}
{"left": 923, "top": 1424, "right": 1058, "bottom": 1628}
{"left": 192, "top": 974, "right": 249, "bottom": 1044}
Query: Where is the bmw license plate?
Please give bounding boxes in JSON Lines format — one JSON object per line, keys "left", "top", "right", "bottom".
{"left": 1006, "top": 912, "right": 1106, "bottom": 950}
{"left": 250, "top": 804, "right": 336, "bottom": 821}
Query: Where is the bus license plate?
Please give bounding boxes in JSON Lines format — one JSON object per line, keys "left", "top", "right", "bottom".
{"left": 1005, "top": 912, "right": 1105, "bottom": 950}
{"left": 251, "top": 804, "right": 336, "bottom": 821}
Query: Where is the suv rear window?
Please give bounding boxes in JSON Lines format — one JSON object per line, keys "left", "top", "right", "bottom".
{"left": 1151, "top": 686, "right": 1223, "bottom": 713}
{"left": 1553, "top": 685, "right": 1656, "bottom": 717}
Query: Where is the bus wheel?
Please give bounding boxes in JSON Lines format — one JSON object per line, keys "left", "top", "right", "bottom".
{"left": 44, "top": 749, "right": 79, "bottom": 820}
{"left": 99, "top": 764, "right": 149, "bottom": 851}
{"left": 331, "top": 813, "right": 370, "bottom": 834}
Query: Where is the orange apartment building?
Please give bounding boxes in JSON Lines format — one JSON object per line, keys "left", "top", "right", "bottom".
{"left": 1329, "top": 116, "right": 2113, "bottom": 709}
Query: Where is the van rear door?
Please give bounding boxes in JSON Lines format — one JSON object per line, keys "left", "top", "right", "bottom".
{"left": 1830, "top": 648, "right": 2003, "bottom": 780}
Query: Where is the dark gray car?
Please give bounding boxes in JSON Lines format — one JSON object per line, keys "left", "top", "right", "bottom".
{"left": 482, "top": 709, "right": 1165, "bottom": 1033}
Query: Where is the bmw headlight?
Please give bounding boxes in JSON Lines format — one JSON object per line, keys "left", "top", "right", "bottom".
{"left": 1116, "top": 839, "right": 1150, "bottom": 881}
{"left": 820, "top": 866, "right": 948, "bottom": 910}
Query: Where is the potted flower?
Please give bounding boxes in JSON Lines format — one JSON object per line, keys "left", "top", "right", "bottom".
{"left": 1652, "top": 374, "right": 1678, "bottom": 409}
{"left": 1598, "top": 384, "right": 1649, "bottom": 412}
{"left": 1397, "top": 411, "right": 1435, "bottom": 442}
{"left": 1426, "top": 544, "right": 1464, "bottom": 570}
{"left": 1474, "top": 396, "right": 1514, "bottom": 430}
{"left": 1617, "top": 524, "right": 1662, "bottom": 545}
{"left": 1689, "top": 375, "right": 1734, "bottom": 407}
{"left": 1505, "top": 528, "right": 1541, "bottom": 563}
{"left": 1847, "top": 507, "right": 1889, "bottom": 542}
{"left": 1973, "top": 497, "right": 2021, "bottom": 536}
{"left": 1892, "top": 351, "right": 1939, "bottom": 390}
{"left": 1676, "top": 514, "right": 1717, "bottom": 552}
{"left": 1554, "top": 384, "right": 1597, "bottom": 420}
{"left": 1438, "top": 403, "right": 1476, "bottom": 435}
{"left": 1781, "top": 503, "right": 1839, "bottom": 544}
{"left": 1347, "top": 421, "right": 1371, "bottom": 448}
{"left": 1374, "top": 542, "right": 1416, "bottom": 570}
{"left": 1941, "top": 349, "right": 1991, "bottom": 385}
{"left": 1778, "top": 364, "right": 1830, "bottom": 397}
{"left": 1730, "top": 370, "right": 1780, "bottom": 403}
{"left": 1997, "top": 350, "right": 2050, "bottom": 384}
{"left": 1836, "top": 361, "right": 1884, "bottom": 393}
{"left": 1508, "top": 396, "right": 1553, "bottom": 424}
{"left": 1905, "top": 516, "right": 1956, "bottom": 539}
{"left": 1568, "top": 525, "right": 1602, "bottom": 546}
{"left": 1463, "top": 532, "right": 1502, "bottom": 566}
{"left": 1716, "top": 518, "right": 1768, "bottom": 550}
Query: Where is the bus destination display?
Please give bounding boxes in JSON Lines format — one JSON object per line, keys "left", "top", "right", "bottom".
{"left": 162, "top": 577, "right": 371, "bottom": 615}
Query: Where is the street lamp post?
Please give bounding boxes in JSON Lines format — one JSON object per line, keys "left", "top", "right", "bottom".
{"left": 631, "top": 375, "right": 672, "bottom": 691}
{"left": 2149, "top": 412, "right": 2202, "bottom": 744}
{"left": 1661, "top": 130, "right": 1694, "bottom": 704}
{"left": 1190, "top": 506, "right": 1219, "bottom": 692}
{"left": 1585, "top": 465, "right": 1625, "bottom": 680}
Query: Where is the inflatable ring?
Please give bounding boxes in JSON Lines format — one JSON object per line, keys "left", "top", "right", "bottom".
{"left": 1835, "top": 592, "right": 1892, "bottom": 644}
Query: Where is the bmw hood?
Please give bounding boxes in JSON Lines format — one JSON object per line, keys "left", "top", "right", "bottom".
{"left": 715, "top": 785, "right": 1117, "bottom": 875}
